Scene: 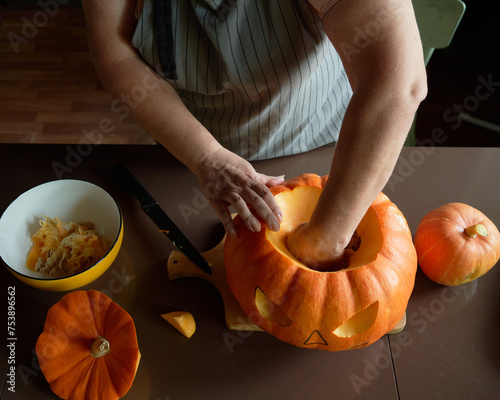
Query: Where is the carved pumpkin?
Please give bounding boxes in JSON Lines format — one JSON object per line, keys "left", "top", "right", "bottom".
{"left": 414, "top": 203, "right": 500, "bottom": 286}
{"left": 36, "top": 290, "right": 141, "bottom": 400}
{"left": 224, "top": 174, "right": 417, "bottom": 351}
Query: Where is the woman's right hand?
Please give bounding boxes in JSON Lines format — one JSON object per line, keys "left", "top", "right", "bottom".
{"left": 286, "top": 222, "right": 346, "bottom": 271}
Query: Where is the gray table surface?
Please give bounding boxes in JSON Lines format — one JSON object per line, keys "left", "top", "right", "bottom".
{"left": 0, "top": 144, "right": 499, "bottom": 400}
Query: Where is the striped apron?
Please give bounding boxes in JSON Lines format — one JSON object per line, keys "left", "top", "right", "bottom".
{"left": 132, "top": 0, "right": 352, "bottom": 160}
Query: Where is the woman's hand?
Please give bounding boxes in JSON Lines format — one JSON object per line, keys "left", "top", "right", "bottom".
{"left": 286, "top": 222, "right": 346, "bottom": 271}
{"left": 196, "top": 147, "right": 284, "bottom": 237}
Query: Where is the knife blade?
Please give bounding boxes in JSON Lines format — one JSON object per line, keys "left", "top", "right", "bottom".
{"left": 112, "top": 164, "right": 212, "bottom": 275}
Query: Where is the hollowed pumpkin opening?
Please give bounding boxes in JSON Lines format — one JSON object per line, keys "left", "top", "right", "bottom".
{"left": 333, "top": 301, "right": 379, "bottom": 338}
{"left": 266, "top": 187, "right": 382, "bottom": 271}
{"left": 255, "top": 287, "right": 292, "bottom": 327}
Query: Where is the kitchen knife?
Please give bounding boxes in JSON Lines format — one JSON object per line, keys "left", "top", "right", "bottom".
{"left": 112, "top": 164, "right": 212, "bottom": 275}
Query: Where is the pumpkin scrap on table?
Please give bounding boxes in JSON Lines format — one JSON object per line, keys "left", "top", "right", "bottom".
{"left": 224, "top": 173, "right": 418, "bottom": 352}
{"left": 161, "top": 311, "right": 196, "bottom": 338}
{"left": 35, "top": 290, "right": 141, "bottom": 400}
{"left": 414, "top": 203, "right": 500, "bottom": 286}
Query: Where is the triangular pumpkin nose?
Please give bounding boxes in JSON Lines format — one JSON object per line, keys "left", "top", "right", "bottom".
{"left": 304, "top": 330, "right": 328, "bottom": 346}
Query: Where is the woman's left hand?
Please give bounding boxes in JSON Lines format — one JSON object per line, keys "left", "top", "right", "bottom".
{"left": 196, "top": 147, "right": 285, "bottom": 237}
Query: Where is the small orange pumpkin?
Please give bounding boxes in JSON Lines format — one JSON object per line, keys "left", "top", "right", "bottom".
{"left": 36, "top": 290, "right": 141, "bottom": 400}
{"left": 414, "top": 203, "right": 500, "bottom": 286}
{"left": 224, "top": 174, "right": 417, "bottom": 351}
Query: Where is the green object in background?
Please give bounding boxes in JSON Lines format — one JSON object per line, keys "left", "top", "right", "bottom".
{"left": 405, "top": 0, "right": 466, "bottom": 146}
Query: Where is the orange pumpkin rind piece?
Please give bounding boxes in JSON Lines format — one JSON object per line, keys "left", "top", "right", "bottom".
{"left": 161, "top": 311, "right": 196, "bottom": 338}
{"left": 35, "top": 290, "right": 141, "bottom": 400}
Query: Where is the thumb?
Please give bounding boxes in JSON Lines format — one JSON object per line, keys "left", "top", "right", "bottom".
{"left": 259, "top": 174, "right": 285, "bottom": 187}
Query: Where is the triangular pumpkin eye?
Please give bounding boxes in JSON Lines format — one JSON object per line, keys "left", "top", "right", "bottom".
{"left": 333, "top": 301, "right": 379, "bottom": 338}
{"left": 254, "top": 287, "right": 292, "bottom": 327}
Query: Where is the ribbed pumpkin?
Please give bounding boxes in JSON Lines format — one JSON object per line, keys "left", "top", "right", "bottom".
{"left": 224, "top": 173, "right": 417, "bottom": 351}
{"left": 36, "top": 290, "right": 141, "bottom": 400}
{"left": 414, "top": 203, "right": 500, "bottom": 286}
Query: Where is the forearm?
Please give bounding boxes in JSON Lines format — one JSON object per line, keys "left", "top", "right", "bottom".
{"left": 287, "top": 0, "right": 426, "bottom": 267}
{"left": 311, "top": 0, "right": 426, "bottom": 247}
{"left": 311, "top": 83, "right": 420, "bottom": 248}
{"left": 82, "top": 0, "right": 222, "bottom": 174}
{"left": 93, "top": 55, "right": 222, "bottom": 175}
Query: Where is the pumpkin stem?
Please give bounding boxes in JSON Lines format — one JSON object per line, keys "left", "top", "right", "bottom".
{"left": 464, "top": 224, "right": 488, "bottom": 238}
{"left": 90, "top": 336, "right": 110, "bottom": 358}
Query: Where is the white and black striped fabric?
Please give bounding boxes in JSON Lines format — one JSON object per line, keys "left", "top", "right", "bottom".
{"left": 132, "top": 0, "right": 352, "bottom": 160}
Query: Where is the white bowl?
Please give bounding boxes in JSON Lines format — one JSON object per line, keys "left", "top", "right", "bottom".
{"left": 0, "top": 180, "right": 123, "bottom": 291}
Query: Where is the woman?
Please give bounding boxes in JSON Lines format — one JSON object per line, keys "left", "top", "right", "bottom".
{"left": 82, "top": 0, "right": 427, "bottom": 269}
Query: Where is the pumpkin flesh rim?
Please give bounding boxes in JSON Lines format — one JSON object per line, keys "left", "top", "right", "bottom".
{"left": 265, "top": 186, "right": 383, "bottom": 273}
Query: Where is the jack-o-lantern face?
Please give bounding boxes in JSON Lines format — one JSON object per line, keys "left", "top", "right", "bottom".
{"left": 224, "top": 174, "right": 417, "bottom": 351}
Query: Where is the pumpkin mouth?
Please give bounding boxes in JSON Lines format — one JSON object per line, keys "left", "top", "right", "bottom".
{"left": 266, "top": 187, "right": 382, "bottom": 272}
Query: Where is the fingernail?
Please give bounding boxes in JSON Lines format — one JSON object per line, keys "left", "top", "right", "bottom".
{"left": 276, "top": 212, "right": 283, "bottom": 223}
{"left": 271, "top": 221, "right": 280, "bottom": 232}
{"left": 229, "top": 228, "right": 237, "bottom": 238}
{"left": 251, "top": 221, "right": 261, "bottom": 232}
{"left": 276, "top": 175, "right": 285, "bottom": 180}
